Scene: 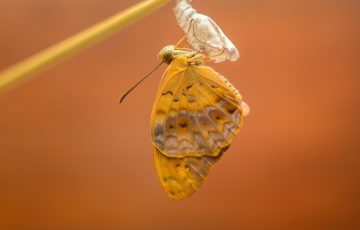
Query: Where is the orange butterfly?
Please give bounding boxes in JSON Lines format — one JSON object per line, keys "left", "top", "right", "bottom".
{"left": 151, "top": 45, "right": 248, "bottom": 200}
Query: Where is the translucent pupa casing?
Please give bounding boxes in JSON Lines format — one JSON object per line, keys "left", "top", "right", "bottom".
{"left": 175, "top": 0, "right": 240, "bottom": 63}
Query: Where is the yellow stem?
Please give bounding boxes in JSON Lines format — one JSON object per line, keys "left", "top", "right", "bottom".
{"left": 0, "top": 0, "right": 172, "bottom": 94}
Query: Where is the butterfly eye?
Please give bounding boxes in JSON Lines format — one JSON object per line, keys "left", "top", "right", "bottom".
{"left": 158, "top": 45, "right": 175, "bottom": 64}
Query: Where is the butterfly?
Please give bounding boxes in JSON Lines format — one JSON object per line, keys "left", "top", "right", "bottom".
{"left": 151, "top": 45, "right": 248, "bottom": 200}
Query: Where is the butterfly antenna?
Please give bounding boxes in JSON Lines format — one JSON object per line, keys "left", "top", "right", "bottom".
{"left": 119, "top": 61, "right": 164, "bottom": 103}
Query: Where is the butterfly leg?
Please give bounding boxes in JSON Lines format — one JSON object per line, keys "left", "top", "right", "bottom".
{"left": 208, "top": 50, "right": 225, "bottom": 59}
{"left": 175, "top": 19, "right": 194, "bottom": 48}
{"left": 188, "top": 50, "right": 225, "bottom": 64}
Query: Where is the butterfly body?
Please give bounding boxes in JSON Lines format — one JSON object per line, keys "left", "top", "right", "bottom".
{"left": 151, "top": 46, "right": 246, "bottom": 200}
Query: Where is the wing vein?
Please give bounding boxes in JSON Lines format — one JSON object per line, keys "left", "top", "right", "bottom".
{"left": 197, "top": 89, "right": 230, "bottom": 146}
{"left": 192, "top": 69, "right": 216, "bottom": 153}
{"left": 163, "top": 71, "right": 186, "bottom": 151}
{"left": 193, "top": 68, "right": 241, "bottom": 108}
{"left": 198, "top": 76, "right": 241, "bottom": 130}
{"left": 190, "top": 162, "right": 207, "bottom": 180}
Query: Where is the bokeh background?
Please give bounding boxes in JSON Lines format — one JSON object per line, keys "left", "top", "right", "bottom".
{"left": 0, "top": 0, "right": 359, "bottom": 229}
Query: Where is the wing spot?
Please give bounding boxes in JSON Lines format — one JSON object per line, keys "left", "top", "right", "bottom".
{"left": 222, "top": 145, "right": 230, "bottom": 152}
{"left": 226, "top": 106, "right": 237, "bottom": 114}
{"left": 182, "top": 89, "right": 186, "bottom": 95}
{"left": 179, "top": 122, "right": 188, "bottom": 128}
{"left": 188, "top": 95, "right": 196, "bottom": 103}
{"left": 166, "top": 116, "right": 176, "bottom": 130}
{"left": 208, "top": 108, "right": 224, "bottom": 122}
{"left": 186, "top": 82, "right": 193, "bottom": 89}
{"left": 154, "top": 124, "right": 164, "bottom": 136}
{"left": 176, "top": 163, "right": 180, "bottom": 167}
{"left": 173, "top": 96, "right": 179, "bottom": 102}
{"left": 153, "top": 124, "right": 164, "bottom": 148}
{"left": 162, "top": 90, "right": 173, "bottom": 96}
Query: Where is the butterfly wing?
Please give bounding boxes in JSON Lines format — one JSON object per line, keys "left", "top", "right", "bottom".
{"left": 151, "top": 57, "right": 245, "bottom": 200}
{"left": 153, "top": 148, "right": 223, "bottom": 200}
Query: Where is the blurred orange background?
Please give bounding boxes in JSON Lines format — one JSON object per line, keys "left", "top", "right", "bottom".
{"left": 0, "top": 0, "right": 359, "bottom": 229}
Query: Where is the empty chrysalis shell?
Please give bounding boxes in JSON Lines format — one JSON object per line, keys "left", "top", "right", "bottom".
{"left": 175, "top": 0, "right": 240, "bottom": 63}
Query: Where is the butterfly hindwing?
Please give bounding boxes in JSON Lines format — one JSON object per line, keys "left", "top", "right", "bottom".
{"left": 153, "top": 147, "right": 222, "bottom": 201}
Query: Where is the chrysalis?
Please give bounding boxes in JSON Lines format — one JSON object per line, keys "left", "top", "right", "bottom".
{"left": 175, "top": 0, "right": 240, "bottom": 63}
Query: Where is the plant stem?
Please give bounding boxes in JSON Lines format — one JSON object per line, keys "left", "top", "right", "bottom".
{"left": 0, "top": 0, "right": 172, "bottom": 94}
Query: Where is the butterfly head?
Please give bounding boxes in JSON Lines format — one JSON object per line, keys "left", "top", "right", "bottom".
{"left": 158, "top": 45, "right": 176, "bottom": 64}
{"left": 158, "top": 45, "right": 205, "bottom": 66}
